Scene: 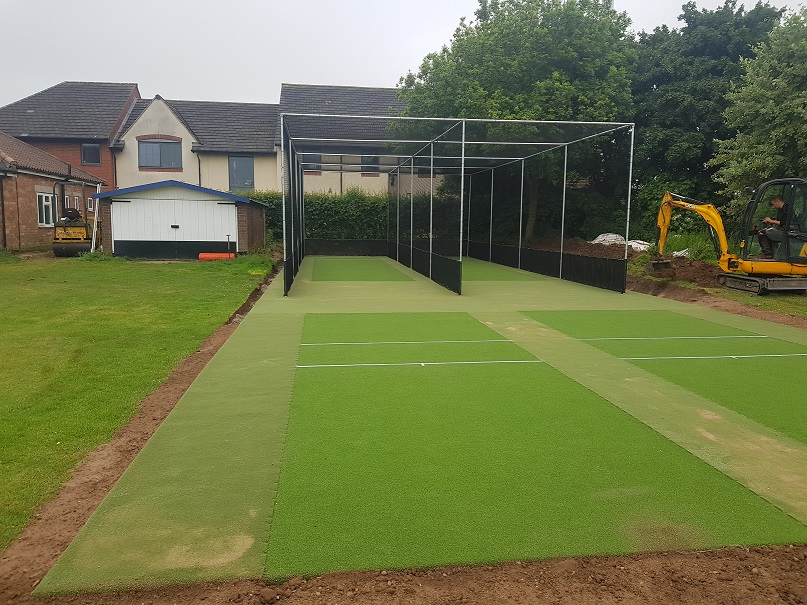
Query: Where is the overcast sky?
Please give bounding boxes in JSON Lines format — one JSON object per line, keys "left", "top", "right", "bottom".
{"left": 0, "top": 0, "right": 802, "bottom": 108}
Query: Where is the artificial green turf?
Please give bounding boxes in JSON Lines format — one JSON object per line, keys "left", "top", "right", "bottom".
{"left": 35, "top": 301, "right": 302, "bottom": 595}
{"left": 461, "top": 257, "right": 541, "bottom": 281}
{"left": 526, "top": 310, "right": 807, "bottom": 445}
{"left": 264, "top": 312, "right": 807, "bottom": 581}
{"left": 0, "top": 256, "right": 271, "bottom": 551}
{"left": 311, "top": 257, "right": 414, "bottom": 281}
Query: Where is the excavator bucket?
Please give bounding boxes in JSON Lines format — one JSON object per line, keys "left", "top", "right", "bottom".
{"left": 646, "top": 256, "right": 673, "bottom": 273}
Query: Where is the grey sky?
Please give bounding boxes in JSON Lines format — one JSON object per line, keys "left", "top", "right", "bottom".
{"left": 0, "top": 0, "right": 802, "bottom": 109}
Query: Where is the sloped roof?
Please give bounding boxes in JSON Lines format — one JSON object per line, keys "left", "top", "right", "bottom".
{"left": 92, "top": 179, "right": 252, "bottom": 203}
{"left": 120, "top": 98, "right": 279, "bottom": 154}
{"left": 0, "top": 81, "right": 140, "bottom": 140}
{"left": 279, "top": 83, "right": 405, "bottom": 117}
{"left": 278, "top": 83, "right": 406, "bottom": 151}
{"left": 0, "top": 131, "right": 104, "bottom": 183}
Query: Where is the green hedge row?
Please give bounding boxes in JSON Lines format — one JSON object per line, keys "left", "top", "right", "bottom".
{"left": 246, "top": 189, "right": 388, "bottom": 240}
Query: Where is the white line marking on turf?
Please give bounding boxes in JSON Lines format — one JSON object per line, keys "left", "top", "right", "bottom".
{"left": 621, "top": 353, "right": 807, "bottom": 361}
{"left": 301, "top": 339, "right": 512, "bottom": 346}
{"left": 297, "top": 359, "right": 543, "bottom": 368}
{"left": 582, "top": 335, "right": 767, "bottom": 341}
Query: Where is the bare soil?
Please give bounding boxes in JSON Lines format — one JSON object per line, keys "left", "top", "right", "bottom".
{"left": 2, "top": 263, "right": 806, "bottom": 605}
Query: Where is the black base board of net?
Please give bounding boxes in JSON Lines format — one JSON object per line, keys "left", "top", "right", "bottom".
{"left": 520, "top": 248, "right": 561, "bottom": 278}
{"left": 561, "top": 254, "right": 627, "bottom": 293}
{"left": 412, "top": 247, "right": 430, "bottom": 276}
{"left": 431, "top": 254, "right": 462, "bottom": 294}
{"left": 466, "top": 240, "right": 489, "bottom": 260}
{"left": 397, "top": 244, "right": 413, "bottom": 268}
{"left": 491, "top": 243, "right": 520, "bottom": 268}
{"left": 305, "top": 239, "right": 387, "bottom": 256}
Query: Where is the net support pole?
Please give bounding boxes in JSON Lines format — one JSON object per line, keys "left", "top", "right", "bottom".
{"left": 518, "top": 159, "right": 525, "bottom": 269}
{"left": 559, "top": 145, "right": 568, "bottom": 280}
{"left": 466, "top": 174, "right": 472, "bottom": 256}
{"left": 624, "top": 125, "right": 635, "bottom": 262}
{"left": 410, "top": 161, "right": 414, "bottom": 267}
{"left": 280, "top": 115, "right": 288, "bottom": 295}
{"left": 429, "top": 142, "right": 434, "bottom": 278}
{"left": 396, "top": 166, "right": 401, "bottom": 262}
{"left": 489, "top": 167, "right": 494, "bottom": 262}
{"left": 459, "top": 119, "right": 466, "bottom": 267}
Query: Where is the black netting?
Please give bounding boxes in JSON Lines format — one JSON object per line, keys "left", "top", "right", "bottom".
{"left": 282, "top": 114, "right": 633, "bottom": 296}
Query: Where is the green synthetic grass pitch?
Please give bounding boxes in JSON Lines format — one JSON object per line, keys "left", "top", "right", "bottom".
{"left": 264, "top": 312, "right": 807, "bottom": 580}
{"left": 461, "top": 257, "right": 541, "bottom": 281}
{"left": 311, "top": 257, "right": 414, "bottom": 281}
{"left": 526, "top": 310, "right": 807, "bottom": 445}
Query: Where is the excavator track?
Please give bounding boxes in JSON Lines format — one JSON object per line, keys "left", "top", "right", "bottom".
{"left": 717, "top": 273, "right": 807, "bottom": 294}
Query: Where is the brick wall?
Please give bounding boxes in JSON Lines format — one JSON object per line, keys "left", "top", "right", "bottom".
{"left": 1, "top": 173, "right": 96, "bottom": 251}
{"left": 237, "top": 203, "right": 266, "bottom": 252}
{"left": 98, "top": 200, "right": 113, "bottom": 252}
{"left": 24, "top": 139, "right": 115, "bottom": 191}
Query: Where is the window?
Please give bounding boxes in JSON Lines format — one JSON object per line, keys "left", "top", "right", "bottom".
{"left": 64, "top": 195, "right": 70, "bottom": 208}
{"left": 81, "top": 143, "right": 101, "bottom": 166}
{"left": 229, "top": 156, "right": 254, "bottom": 191}
{"left": 139, "top": 140, "right": 182, "bottom": 169}
{"left": 37, "top": 193, "right": 54, "bottom": 226}
{"left": 87, "top": 197, "right": 94, "bottom": 212}
{"left": 362, "top": 155, "right": 380, "bottom": 175}
{"left": 74, "top": 196, "right": 80, "bottom": 211}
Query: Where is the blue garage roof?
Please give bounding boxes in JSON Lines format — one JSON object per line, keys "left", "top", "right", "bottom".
{"left": 92, "top": 180, "right": 253, "bottom": 203}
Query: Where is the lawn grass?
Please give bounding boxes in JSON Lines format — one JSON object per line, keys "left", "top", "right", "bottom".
{"left": 0, "top": 255, "right": 272, "bottom": 550}
{"left": 264, "top": 312, "right": 807, "bottom": 580}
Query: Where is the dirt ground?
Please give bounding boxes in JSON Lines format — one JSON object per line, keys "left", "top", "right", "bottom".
{"left": 2, "top": 262, "right": 806, "bottom": 605}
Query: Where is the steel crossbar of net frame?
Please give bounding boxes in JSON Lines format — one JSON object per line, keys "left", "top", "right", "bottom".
{"left": 280, "top": 113, "right": 634, "bottom": 295}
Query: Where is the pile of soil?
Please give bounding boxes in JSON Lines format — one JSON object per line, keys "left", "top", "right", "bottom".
{"left": 2, "top": 265, "right": 806, "bottom": 605}
{"left": 645, "top": 255, "right": 722, "bottom": 288}
{"left": 526, "top": 234, "right": 630, "bottom": 260}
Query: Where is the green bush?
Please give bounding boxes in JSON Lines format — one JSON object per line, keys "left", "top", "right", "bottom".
{"left": 246, "top": 188, "right": 388, "bottom": 240}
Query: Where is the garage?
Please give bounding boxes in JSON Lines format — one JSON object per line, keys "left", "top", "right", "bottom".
{"left": 93, "top": 180, "right": 265, "bottom": 259}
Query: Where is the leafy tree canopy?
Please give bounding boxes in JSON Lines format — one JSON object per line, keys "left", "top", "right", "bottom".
{"left": 398, "top": 0, "right": 635, "bottom": 122}
{"left": 632, "top": 0, "right": 782, "bottom": 200}
{"left": 711, "top": 8, "right": 807, "bottom": 196}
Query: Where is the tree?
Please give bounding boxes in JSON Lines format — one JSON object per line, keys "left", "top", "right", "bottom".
{"left": 397, "top": 0, "right": 636, "bottom": 241}
{"left": 711, "top": 8, "right": 807, "bottom": 197}
{"left": 631, "top": 1, "right": 782, "bottom": 238}
{"left": 399, "top": 0, "right": 634, "bottom": 122}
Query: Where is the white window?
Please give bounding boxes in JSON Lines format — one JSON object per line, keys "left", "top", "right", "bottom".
{"left": 74, "top": 196, "right": 80, "bottom": 211}
{"left": 37, "top": 193, "right": 54, "bottom": 226}
{"left": 87, "top": 197, "right": 94, "bottom": 212}
{"left": 64, "top": 195, "right": 70, "bottom": 208}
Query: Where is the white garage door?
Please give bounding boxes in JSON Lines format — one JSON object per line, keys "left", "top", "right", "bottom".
{"left": 112, "top": 198, "right": 237, "bottom": 244}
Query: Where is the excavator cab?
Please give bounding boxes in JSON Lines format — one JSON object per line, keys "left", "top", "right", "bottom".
{"left": 741, "top": 179, "right": 807, "bottom": 263}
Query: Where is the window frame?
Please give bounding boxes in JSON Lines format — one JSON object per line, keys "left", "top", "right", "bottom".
{"left": 138, "top": 140, "right": 183, "bottom": 169}
{"left": 37, "top": 193, "right": 54, "bottom": 227}
{"left": 228, "top": 155, "right": 255, "bottom": 191}
{"left": 87, "top": 197, "right": 94, "bottom": 212}
{"left": 81, "top": 143, "right": 102, "bottom": 166}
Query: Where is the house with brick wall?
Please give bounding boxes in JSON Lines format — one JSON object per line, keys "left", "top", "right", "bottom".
{"left": 0, "top": 81, "right": 141, "bottom": 199}
{"left": 0, "top": 131, "right": 104, "bottom": 251}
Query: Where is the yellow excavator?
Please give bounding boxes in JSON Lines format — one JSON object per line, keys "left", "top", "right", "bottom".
{"left": 653, "top": 178, "right": 807, "bottom": 293}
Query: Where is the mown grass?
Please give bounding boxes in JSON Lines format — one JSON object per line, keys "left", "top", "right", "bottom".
{"left": 0, "top": 255, "right": 272, "bottom": 550}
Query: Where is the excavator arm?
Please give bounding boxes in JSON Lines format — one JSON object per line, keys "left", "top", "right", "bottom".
{"left": 656, "top": 191, "right": 734, "bottom": 271}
